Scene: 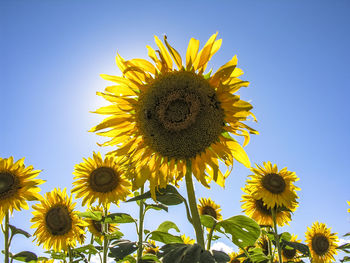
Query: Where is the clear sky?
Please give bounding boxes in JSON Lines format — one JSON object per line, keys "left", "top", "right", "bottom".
{"left": 1, "top": 0, "right": 350, "bottom": 261}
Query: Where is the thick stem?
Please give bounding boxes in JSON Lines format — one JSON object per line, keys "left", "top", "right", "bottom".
{"left": 206, "top": 221, "right": 217, "bottom": 251}
{"left": 102, "top": 206, "right": 109, "bottom": 263}
{"left": 271, "top": 208, "right": 283, "bottom": 263}
{"left": 68, "top": 246, "right": 73, "bottom": 263}
{"left": 4, "top": 213, "right": 9, "bottom": 263}
{"left": 137, "top": 186, "right": 145, "bottom": 263}
{"left": 184, "top": 160, "right": 205, "bottom": 248}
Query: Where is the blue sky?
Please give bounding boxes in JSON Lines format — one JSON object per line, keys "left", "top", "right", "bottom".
{"left": 1, "top": 0, "right": 350, "bottom": 261}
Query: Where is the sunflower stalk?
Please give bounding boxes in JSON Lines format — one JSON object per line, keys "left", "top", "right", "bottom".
{"left": 136, "top": 186, "right": 145, "bottom": 263}
{"left": 102, "top": 206, "right": 109, "bottom": 263}
{"left": 4, "top": 212, "right": 10, "bottom": 263}
{"left": 206, "top": 221, "right": 217, "bottom": 250}
{"left": 271, "top": 208, "right": 283, "bottom": 263}
{"left": 88, "top": 234, "right": 94, "bottom": 262}
{"left": 184, "top": 160, "right": 205, "bottom": 248}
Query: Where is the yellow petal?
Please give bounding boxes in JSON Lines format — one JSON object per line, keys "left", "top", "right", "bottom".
{"left": 186, "top": 38, "right": 200, "bottom": 69}
{"left": 154, "top": 35, "right": 173, "bottom": 70}
{"left": 164, "top": 35, "right": 182, "bottom": 69}
{"left": 226, "top": 140, "right": 251, "bottom": 168}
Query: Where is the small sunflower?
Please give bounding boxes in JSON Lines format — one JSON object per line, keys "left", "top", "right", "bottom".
{"left": 86, "top": 206, "right": 119, "bottom": 240}
{"left": 281, "top": 234, "right": 302, "bottom": 263}
{"left": 347, "top": 201, "right": 350, "bottom": 213}
{"left": 72, "top": 152, "right": 131, "bottom": 207}
{"left": 31, "top": 188, "right": 86, "bottom": 252}
{"left": 228, "top": 251, "right": 243, "bottom": 263}
{"left": 0, "top": 157, "right": 44, "bottom": 221}
{"left": 305, "top": 222, "right": 338, "bottom": 263}
{"left": 198, "top": 197, "right": 222, "bottom": 221}
{"left": 181, "top": 234, "right": 195, "bottom": 245}
{"left": 246, "top": 161, "right": 299, "bottom": 210}
{"left": 143, "top": 240, "right": 160, "bottom": 255}
{"left": 241, "top": 187, "right": 293, "bottom": 227}
{"left": 91, "top": 33, "right": 257, "bottom": 197}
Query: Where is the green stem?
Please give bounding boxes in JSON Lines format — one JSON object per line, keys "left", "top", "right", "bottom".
{"left": 271, "top": 208, "right": 283, "bottom": 263}
{"left": 102, "top": 206, "right": 109, "bottom": 263}
{"left": 184, "top": 160, "right": 204, "bottom": 248}
{"left": 87, "top": 234, "right": 94, "bottom": 262}
{"left": 68, "top": 245, "right": 73, "bottom": 263}
{"left": 137, "top": 186, "right": 145, "bottom": 263}
{"left": 206, "top": 221, "right": 217, "bottom": 251}
{"left": 4, "top": 212, "right": 9, "bottom": 263}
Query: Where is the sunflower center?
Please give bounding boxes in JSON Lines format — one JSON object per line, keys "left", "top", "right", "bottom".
{"left": 137, "top": 71, "right": 224, "bottom": 159}
{"left": 45, "top": 206, "right": 72, "bottom": 235}
{"left": 255, "top": 199, "right": 272, "bottom": 215}
{"left": 0, "top": 172, "right": 19, "bottom": 200}
{"left": 89, "top": 167, "right": 119, "bottom": 193}
{"left": 92, "top": 220, "right": 102, "bottom": 233}
{"left": 312, "top": 234, "right": 329, "bottom": 255}
{"left": 262, "top": 173, "right": 286, "bottom": 194}
{"left": 283, "top": 247, "right": 297, "bottom": 259}
{"left": 202, "top": 205, "right": 218, "bottom": 219}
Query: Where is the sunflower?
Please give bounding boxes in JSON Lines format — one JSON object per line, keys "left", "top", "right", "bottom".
{"left": 181, "top": 234, "right": 195, "bottom": 245}
{"left": 246, "top": 162, "right": 299, "bottom": 210}
{"left": 228, "top": 251, "right": 243, "bottom": 263}
{"left": 72, "top": 152, "right": 131, "bottom": 207}
{"left": 90, "top": 33, "right": 257, "bottom": 197}
{"left": 241, "top": 187, "right": 293, "bottom": 227}
{"left": 31, "top": 188, "right": 86, "bottom": 252}
{"left": 143, "top": 240, "right": 160, "bottom": 255}
{"left": 281, "top": 234, "right": 302, "bottom": 262}
{"left": 0, "top": 157, "right": 44, "bottom": 221}
{"left": 198, "top": 197, "right": 222, "bottom": 221}
{"left": 347, "top": 201, "right": 350, "bottom": 213}
{"left": 305, "top": 222, "right": 338, "bottom": 263}
{"left": 86, "top": 206, "right": 119, "bottom": 240}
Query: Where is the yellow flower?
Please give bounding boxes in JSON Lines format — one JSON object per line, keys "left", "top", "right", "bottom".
{"left": 86, "top": 206, "right": 119, "bottom": 240}
{"left": 228, "top": 251, "right": 243, "bottom": 263}
{"left": 198, "top": 197, "right": 222, "bottom": 221}
{"left": 143, "top": 240, "right": 159, "bottom": 255}
{"left": 305, "top": 222, "right": 338, "bottom": 263}
{"left": 31, "top": 188, "right": 86, "bottom": 252}
{"left": 181, "top": 234, "right": 195, "bottom": 244}
{"left": 0, "top": 157, "right": 44, "bottom": 221}
{"left": 281, "top": 234, "right": 302, "bottom": 262}
{"left": 347, "top": 201, "right": 350, "bottom": 213}
{"left": 91, "top": 33, "right": 257, "bottom": 197}
{"left": 241, "top": 187, "right": 294, "bottom": 227}
{"left": 246, "top": 161, "right": 299, "bottom": 210}
{"left": 72, "top": 152, "right": 131, "bottom": 207}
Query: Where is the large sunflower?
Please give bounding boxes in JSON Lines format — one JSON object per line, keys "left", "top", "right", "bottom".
{"left": 72, "top": 152, "right": 131, "bottom": 207}
{"left": 246, "top": 161, "right": 299, "bottom": 210}
{"left": 281, "top": 234, "right": 302, "bottom": 262}
{"left": 0, "top": 157, "right": 44, "bottom": 221}
{"left": 241, "top": 187, "right": 293, "bottom": 227}
{"left": 31, "top": 188, "right": 86, "bottom": 252}
{"left": 198, "top": 197, "right": 222, "bottom": 221}
{"left": 91, "top": 33, "right": 257, "bottom": 197}
{"left": 86, "top": 206, "right": 119, "bottom": 240}
{"left": 305, "top": 222, "right": 338, "bottom": 263}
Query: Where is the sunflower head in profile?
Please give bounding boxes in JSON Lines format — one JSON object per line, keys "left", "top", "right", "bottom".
{"left": 228, "top": 252, "right": 243, "bottom": 263}
{"left": 281, "top": 234, "right": 302, "bottom": 262}
{"left": 197, "top": 197, "right": 222, "bottom": 221}
{"left": 72, "top": 152, "right": 131, "bottom": 207}
{"left": 86, "top": 206, "right": 119, "bottom": 240}
{"left": 241, "top": 187, "right": 294, "bottom": 227}
{"left": 0, "top": 157, "right": 44, "bottom": 221}
{"left": 305, "top": 222, "right": 338, "bottom": 263}
{"left": 246, "top": 161, "right": 300, "bottom": 210}
{"left": 31, "top": 188, "right": 86, "bottom": 252}
{"left": 143, "top": 240, "right": 160, "bottom": 255}
{"left": 90, "top": 33, "right": 258, "bottom": 198}
{"left": 181, "top": 234, "right": 195, "bottom": 245}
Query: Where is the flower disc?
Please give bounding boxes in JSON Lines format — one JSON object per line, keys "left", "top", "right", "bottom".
{"left": 0, "top": 157, "right": 44, "bottom": 221}
{"left": 197, "top": 197, "right": 222, "bottom": 221}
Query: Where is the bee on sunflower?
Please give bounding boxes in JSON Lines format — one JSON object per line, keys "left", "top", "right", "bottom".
{"left": 31, "top": 188, "right": 86, "bottom": 252}
{"left": 305, "top": 222, "right": 338, "bottom": 263}
{"left": 90, "top": 33, "right": 257, "bottom": 197}
{"left": 0, "top": 157, "right": 44, "bottom": 220}
{"left": 72, "top": 152, "right": 131, "bottom": 207}
{"left": 198, "top": 197, "right": 222, "bottom": 221}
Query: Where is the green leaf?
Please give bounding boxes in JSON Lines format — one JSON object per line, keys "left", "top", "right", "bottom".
{"left": 73, "top": 244, "right": 99, "bottom": 255}
{"left": 12, "top": 251, "right": 37, "bottom": 262}
{"left": 109, "top": 240, "right": 138, "bottom": 261}
{"left": 341, "top": 256, "right": 350, "bottom": 262}
{"left": 9, "top": 225, "right": 31, "bottom": 238}
{"left": 281, "top": 240, "right": 310, "bottom": 256}
{"left": 279, "top": 232, "right": 292, "bottom": 242}
{"left": 106, "top": 230, "right": 124, "bottom": 241}
{"left": 44, "top": 250, "right": 66, "bottom": 260}
{"left": 343, "top": 232, "right": 350, "bottom": 237}
{"left": 216, "top": 215, "right": 260, "bottom": 248}
{"left": 149, "top": 231, "right": 183, "bottom": 244}
{"left": 117, "top": 254, "right": 137, "bottom": 263}
{"left": 77, "top": 211, "right": 103, "bottom": 221}
{"left": 200, "top": 215, "right": 218, "bottom": 229}
{"left": 245, "top": 247, "right": 269, "bottom": 263}
{"left": 157, "top": 221, "right": 180, "bottom": 233}
{"left": 145, "top": 203, "right": 168, "bottom": 212}
{"left": 159, "top": 243, "right": 203, "bottom": 263}
{"left": 141, "top": 254, "right": 161, "bottom": 262}
{"left": 212, "top": 250, "right": 230, "bottom": 262}
{"left": 104, "top": 213, "right": 135, "bottom": 223}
